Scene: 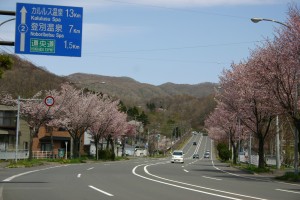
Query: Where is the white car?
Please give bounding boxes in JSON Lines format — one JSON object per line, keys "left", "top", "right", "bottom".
{"left": 171, "top": 150, "right": 184, "bottom": 163}
{"left": 204, "top": 152, "right": 210, "bottom": 158}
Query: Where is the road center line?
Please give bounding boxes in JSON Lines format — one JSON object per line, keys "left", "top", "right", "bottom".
{"left": 89, "top": 185, "right": 114, "bottom": 196}
{"left": 183, "top": 169, "right": 189, "bottom": 173}
{"left": 87, "top": 167, "right": 94, "bottom": 170}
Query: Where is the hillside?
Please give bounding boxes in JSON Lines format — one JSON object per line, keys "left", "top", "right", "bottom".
{"left": 67, "top": 73, "right": 217, "bottom": 106}
{"left": 0, "top": 55, "right": 67, "bottom": 98}
{"left": 0, "top": 54, "right": 217, "bottom": 131}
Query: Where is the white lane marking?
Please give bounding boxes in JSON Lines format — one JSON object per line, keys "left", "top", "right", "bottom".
{"left": 89, "top": 185, "right": 114, "bottom": 196}
{"left": 2, "top": 165, "right": 66, "bottom": 182}
{"left": 77, "top": 174, "right": 81, "bottom": 178}
{"left": 276, "top": 189, "right": 300, "bottom": 194}
{"left": 133, "top": 164, "right": 242, "bottom": 200}
{"left": 143, "top": 162, "right": 268, "bottom": 200}
{"left": 210, "top": 147, "right": 299, "bottom": 186}
{"left": 87, "top": 167, "right": 94, "bottom": 170}
{"left": 133, "top": 164, "right": 267, "bottom": 200}
{"left": 183, "top": 169, "right": 189, "bottom": 173}
{"left": 202, "top": 176, "right": 222, "bottom": 181}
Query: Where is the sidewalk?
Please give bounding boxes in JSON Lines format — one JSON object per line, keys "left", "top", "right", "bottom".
{"left": 0, "top": 161, "right": 9, "bottom": 169}
{"left": 213, "top": 161, "right": 299, "bottom": 183}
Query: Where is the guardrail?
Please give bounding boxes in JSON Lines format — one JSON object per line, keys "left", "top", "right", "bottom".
{"left": 32, "top": 151, "right": 54, "bottom": 159}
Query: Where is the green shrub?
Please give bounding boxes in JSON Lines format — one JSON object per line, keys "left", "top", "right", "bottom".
{"left": 98, "top": 150, "right": 115, "bottom": 160}
{"left": 217, "top": 143, "right": 231, "bottom": 161}
{"left": 276, "top": 172, "right": 300, "bottom": 182}
{"left": 7, "top": 159, "right": 43, "bottom": 168}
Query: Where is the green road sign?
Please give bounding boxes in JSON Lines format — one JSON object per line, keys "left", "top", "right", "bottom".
{"left": 30, "top": 39, "right": 55, "bottom": 53}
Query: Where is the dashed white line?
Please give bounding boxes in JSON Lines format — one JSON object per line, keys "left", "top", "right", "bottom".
{"left": 183, "top": 169, "right": 189, "bottom": 173}
{"left": 202, "top": 176, "right": 222, "bottom": 181}
{"left": 87, "top": 167, "right": 94, "bottom": 170}
{"left": 89, "top": 185, "right": 114, "bottom": 196}
{"left": 77, "top": 174, "right": 81, "bottom": 178}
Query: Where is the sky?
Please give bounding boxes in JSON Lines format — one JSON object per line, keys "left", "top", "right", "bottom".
{"left": 0, "top": 0, "right": 296, "bottom": 85}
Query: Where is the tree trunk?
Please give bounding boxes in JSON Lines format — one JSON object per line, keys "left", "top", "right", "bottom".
{"left": 109, "top": 137, "right": 115, "bottom": 161}
{"left": 121, "top": 137, "right": 125, "bottom": 157}
{"left": 28, "top": 129, "right": 34, "bottom": 161}
{"left": 258, "top": 133, "right": 265, "bottom": 169}
{"left": 295, "top": 118, "right": 300, "bottom": 155}
{"left": 230, "top": 132, "right": 238, "bottom": 165}
{"left": 73, "top": 138, "right": 79, "bottom": 158}
{"left": 232, "top": 142, "right": 238, "bottom": 165}
{"left": 50, "top": 130, "right": 54, "bottom": 159}
{"left": 28, "top": 127, "right": 40, "bottom": 161}
{"left": 106, "top": 136, "right": 110, "bottom": 150}
{"left": 94, "top": 138, "right": 99, "bottom": 160}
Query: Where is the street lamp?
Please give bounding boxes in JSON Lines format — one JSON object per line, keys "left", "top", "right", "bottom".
{"left": 251, "top": 17, "right": 298, "bottom": 174}
{"left": 250, "top": 18, "right": 290, "bottom": 28}
{"left": 0, "top": 17, "right": 15, "bottom": 46}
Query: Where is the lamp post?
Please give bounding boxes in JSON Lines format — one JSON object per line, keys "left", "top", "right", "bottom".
{"left": 251, "top": 18, "right": 290, "bottom": 28}
{"left": 251, "top": 17, "right": 298, "bottom": 174}
{"left": 0, "top": 17, "right": 15, "bottom": 46}
{"left": 0, "top": 18, "right": 15, "bottom": 27}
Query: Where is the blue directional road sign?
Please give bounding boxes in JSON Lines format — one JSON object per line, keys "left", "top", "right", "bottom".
{"left": 15, "top": 3, "right": 83, "bottom": 57}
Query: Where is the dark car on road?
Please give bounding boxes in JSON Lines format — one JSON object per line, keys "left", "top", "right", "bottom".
{"left": 193, "top": 142, "right": 197, "bottom": 145}
{"left": 193, "top": 154, "right": 199, "bottom": 159}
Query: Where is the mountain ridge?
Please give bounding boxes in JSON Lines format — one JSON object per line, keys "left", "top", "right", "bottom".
{"left": 66, "top": 72, "right": 217, "bottom": 106}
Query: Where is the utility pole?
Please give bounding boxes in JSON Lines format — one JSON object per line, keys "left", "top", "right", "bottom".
{"left": 276, "top": 116, "right": 281, "bottom": 169}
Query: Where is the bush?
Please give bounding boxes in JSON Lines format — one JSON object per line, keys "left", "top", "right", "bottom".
{"left": 276, "top": 172, "right": 300, "bottom": 182}
{"left": 98, "top": 150, "right": 115, "bottom": 160}
{"left": 7, "top": 159, "right": 43, "bottom": 168}
{"left": 217, "top": 143, "right": 231, "bottom": 161}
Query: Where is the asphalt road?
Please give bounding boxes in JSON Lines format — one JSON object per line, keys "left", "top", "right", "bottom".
{"left": 1, "top": 135, "right": 299, "bottom": 200}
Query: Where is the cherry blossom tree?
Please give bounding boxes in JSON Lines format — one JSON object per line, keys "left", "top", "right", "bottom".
{"left": 89, "top": 99, "right": 123, "bottom": 160}
{"left": 49, "top": 83, "right": 100, "bottom": 158}
{"left": 217, "top": 60, "right": 277, "bottom": 168}
{"left": 205, "top": 102, "right": 246, "bottom": 164}
{"left": 253, "top": 4, "right": 300, "bottom": 159}
{"left": 0, "top": 88, "right": 67, "bottom": 160}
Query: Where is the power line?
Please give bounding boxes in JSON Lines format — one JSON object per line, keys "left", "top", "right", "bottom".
{"left": 84, "top": 40, "right": 264, "bottom": 54}
{"left": 103, "top": 0, "right": 249, "bottom": 19}
{"left": 82, "top": 54, "right": 231, "bottom": 65}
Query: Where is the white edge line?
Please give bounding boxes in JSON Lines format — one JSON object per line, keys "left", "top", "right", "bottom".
{"left": 276, "top": 189, "right": 300, "bottom": 194}
{"left": 89, "top": 185, "right": 114, "bottom": 196}
{"left": 3, "top": 165, "right": 66, "bottom": 182}
{"left": 132, "top": 164, "right": 243, "bottom": 200}
{"left": 143, "top": 163, "right": 268, "bottom": 200}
